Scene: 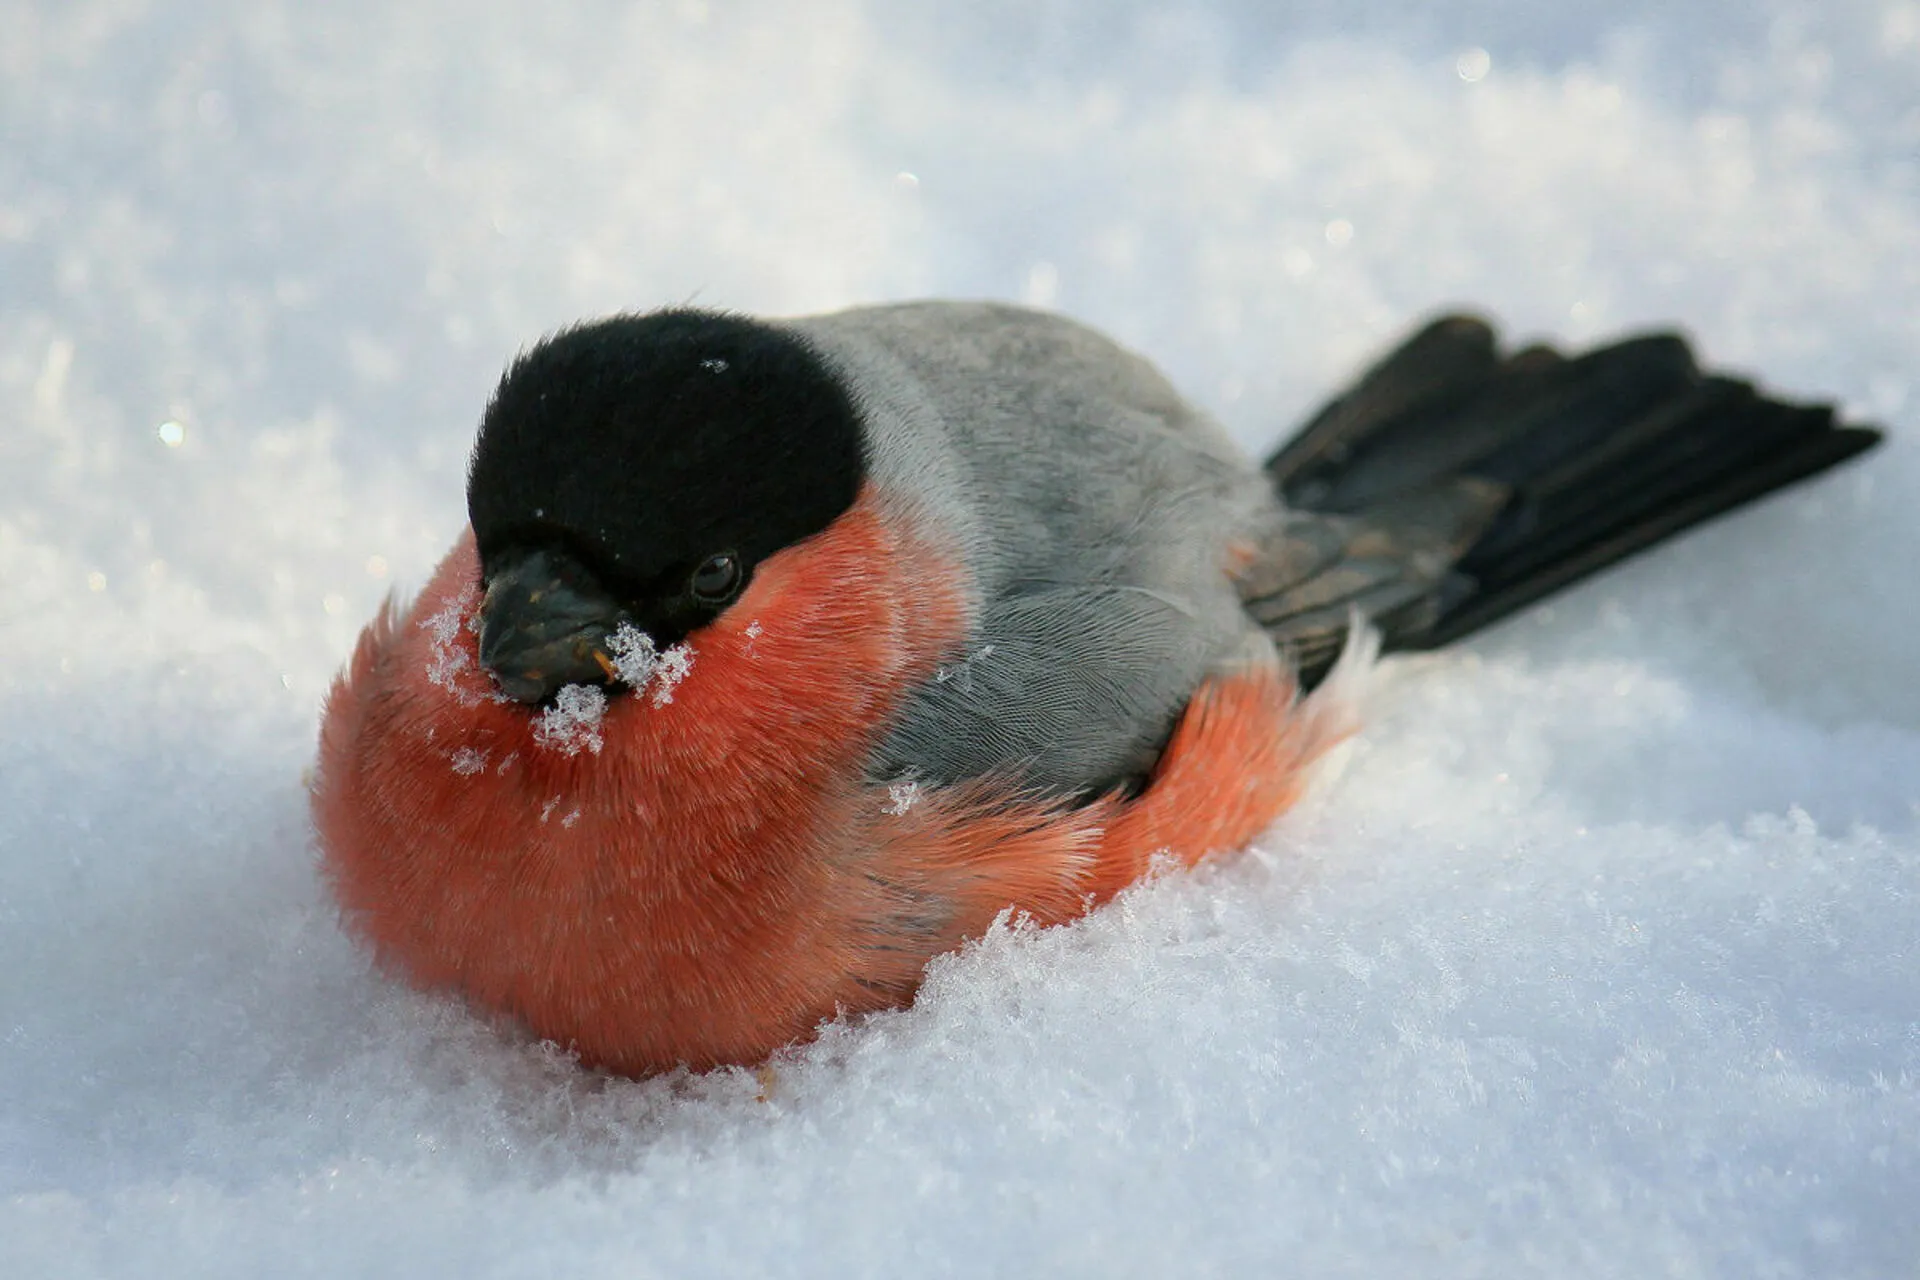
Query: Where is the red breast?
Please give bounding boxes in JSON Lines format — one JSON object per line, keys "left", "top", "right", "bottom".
{"left": 314, "top": 486, "right": 1351, "bottom": 1076}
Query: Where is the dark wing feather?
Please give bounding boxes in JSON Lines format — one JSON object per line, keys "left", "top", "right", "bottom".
{"left": 1253, "top": 315, "right": 1881, "bottom": 686}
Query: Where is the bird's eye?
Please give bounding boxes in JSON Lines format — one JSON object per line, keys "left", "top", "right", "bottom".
{"left": 690, "top": 551, "right": 744, "bottom": 604}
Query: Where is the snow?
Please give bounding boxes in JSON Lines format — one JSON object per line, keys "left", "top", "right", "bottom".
{"left": 884, "top": 780, "right": 925, "bottom": 817}
{"left": 2, "top": 1, "right": 1916, "bottom": 1275}
{"left": 606, "top": 620, "right": 663, "bottom": 689}
{"left": 602, "top": 623, "right": 696, "bottom": 706}
{"left": 646, "top": 642, "right": 696, "bottom": 707}
{"left": 421, "top": 586, "right": 489, "bottom": 706}
{"left": 533, "top": 684, "right": 608, "bottom": 757}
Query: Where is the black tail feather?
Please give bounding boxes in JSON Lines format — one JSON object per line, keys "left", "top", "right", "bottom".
{"left": 1253, "top": 315, "right": 1882, "bottom": 685}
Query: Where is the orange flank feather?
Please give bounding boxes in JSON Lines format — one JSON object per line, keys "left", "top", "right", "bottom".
{"left": 1082, "top": 655, "right": 1356, "bottom": 900}
{"left": 313, "top": 486, "right": 1354, "bottom": 1077}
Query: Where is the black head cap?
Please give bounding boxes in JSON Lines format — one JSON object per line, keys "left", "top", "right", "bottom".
{"left": 467, "top": 309, "right": 867, "bottom": 641}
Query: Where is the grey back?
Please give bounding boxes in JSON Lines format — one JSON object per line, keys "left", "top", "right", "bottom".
{"left": 789, "top": 302, "right": 1278, "bottom": 799}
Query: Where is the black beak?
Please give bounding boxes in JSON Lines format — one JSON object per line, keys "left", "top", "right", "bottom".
{"left": 476, "top": 546, "right": 626, "bottom": 704}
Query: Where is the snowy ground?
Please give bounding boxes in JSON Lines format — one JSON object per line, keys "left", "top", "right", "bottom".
{"left": 4, "top": 1, "right": 1918, "bottom": 1275}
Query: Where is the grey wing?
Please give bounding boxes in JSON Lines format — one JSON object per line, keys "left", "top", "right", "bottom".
{"left": 867, "top": 585, "right": 1230, "bottom": 800}
{"left": 793, "top": 301, "right": 1283, "bottom": 801}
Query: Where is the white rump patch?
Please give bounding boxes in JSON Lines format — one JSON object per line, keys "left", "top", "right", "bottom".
{"left": 1288, "top": 615, "right": 1382, "bottom": 798}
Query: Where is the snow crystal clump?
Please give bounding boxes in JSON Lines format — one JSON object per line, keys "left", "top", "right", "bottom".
{"left": 648, "top": 643, "right": 695, "bottom": 706}
{"left": 420, "top": 588, "right": 487, "bottom": 706}
{"left": 448, "top": 747, "right": 488, "bottom": 776}
{"left": 884, "top": 779, "right": 923, "bottom": 816}
{"left": 606, "top": 621, "right": 695, "bottom": 707}
{"left": 606, "top": 621, "right": 660, "bottom": 686}
{"left": 533, "top": 684, "right": 607, "bottom": 755}
{"left": 935, "top": 644, "right": 995, "bottom": 692}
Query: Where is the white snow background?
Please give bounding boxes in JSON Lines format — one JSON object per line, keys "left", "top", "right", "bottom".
{"left": 4, "top": 1, "right": 1918, "bottom": 1275}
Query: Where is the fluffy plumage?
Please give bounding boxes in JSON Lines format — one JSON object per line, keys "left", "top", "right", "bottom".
{"left": 312, "top": 301, "right": 1878, "bottom": 1077}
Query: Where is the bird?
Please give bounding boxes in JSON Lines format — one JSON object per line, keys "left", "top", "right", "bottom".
{"left": 311, "top": 301, "right": 1880, "bottom": 1078}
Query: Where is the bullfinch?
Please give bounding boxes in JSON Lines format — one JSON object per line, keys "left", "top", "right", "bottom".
{"left": 312, "top": 301, "right": 1880, "bottom": 1078}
